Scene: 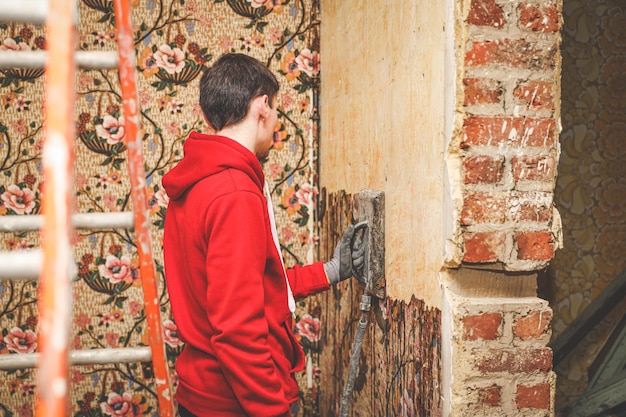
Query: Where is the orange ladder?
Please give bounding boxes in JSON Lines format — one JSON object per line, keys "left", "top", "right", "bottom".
{"left": 0, "top": 0, "right": 174, "bottom": 416}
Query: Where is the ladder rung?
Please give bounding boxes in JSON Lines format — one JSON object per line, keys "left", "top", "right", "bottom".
{"left": 0, "top": 215, "right": 42, "bottom": 232}
{"left": 0, "top": 250, "right": 76, "bottom": 281}
{"left": 77, "top": 51, "right": 120, "bottom": 70}
{"left": 0, "top": 51, "right": 120, "bottom": 70}
{"left": 0, "top": 212, "right": 134, "bottom": 233}
{"left": 0, "top": 347, "right": 152, "bottom": 371}
{"left": 0, "top": 250, "right": 42, "bottom": 280}
{"left": 72, "top": 212, "right": 135, "bottom": 229}
{"left": 0, "top": 0, "right": 49, "bottom": 24}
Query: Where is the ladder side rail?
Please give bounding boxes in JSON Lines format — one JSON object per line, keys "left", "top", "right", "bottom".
{"left": 37, "top": 0, "right": 76, "bottom": 415}
{"left": 113, "top": 1, "right": 175, "bottom": 414}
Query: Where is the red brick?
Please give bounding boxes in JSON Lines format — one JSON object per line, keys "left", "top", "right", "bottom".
{"left": 467, "top": 0, "right": 506, "bottom": 28}
{"left": 516, "top": 118, "right": 556, "bottom": 147}
{"left": 518, "top": 3, "right": 560, "bottom": 33}
{"left": 473, "top": 347, "right": 553, "bottom": 374}
{"left": 508, "top": 192, "right": 553, "bottom": 223}
{"left": 463, "top": 155, "right": 504, "bottom": 184}
{"left": 462, "top": 116, "right": 556, "bottom": 148}
{"left": 463, "top": 312, "right": 502, "bottom": 341}
{"left": 461, "top": 193, "right": 506, "bottom": 225}
{"left": 511, "top": 203, "right": 552, "bottom": 223}
{"left": 512, "top": 155, "right": 556, "bottom": 183}
{"left": 463, "top": 78, "right": 503, "bottom": 106}
{"left": 462, "top": 116, "right": 508, "bottom": 147}
{"left": 516, "top": 231, "right": 555, "bottom": 261}
{"left": 514, "top": 310, "right": 553, "bottom": 340}
{"left": 516, "top": 383, "right": 551, "bottom": 409}
{"left": 514, "top": 80, "right": 555, "bottom": 110}
{"left": 478, "top": 385, "right": 501, "bottom": 407}
{"left": 463, "top": 232, "right": 505, "bottom": 263}
{"left": 465, "top": 39, "right": 557, "bottom": 70}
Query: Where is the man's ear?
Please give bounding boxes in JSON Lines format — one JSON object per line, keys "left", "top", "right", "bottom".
{"left": 254, "top": 95, "right": 270, "bottom": 120}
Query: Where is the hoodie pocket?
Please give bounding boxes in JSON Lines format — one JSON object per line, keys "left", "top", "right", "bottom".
{"left": 283, "top": 317, "right": 305, "bottom": 373}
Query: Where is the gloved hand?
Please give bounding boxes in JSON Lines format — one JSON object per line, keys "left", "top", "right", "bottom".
{"left": 324, "top": 224, "right": 366, "bottom": 285}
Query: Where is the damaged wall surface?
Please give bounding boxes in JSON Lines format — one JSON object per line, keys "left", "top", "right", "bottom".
{"left": 310, "top": 191, "right": 441, "bottom": 416}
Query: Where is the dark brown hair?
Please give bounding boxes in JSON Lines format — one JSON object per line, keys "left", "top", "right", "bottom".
{"left": 199, "top": 53, "right": 279, "bottom": 131}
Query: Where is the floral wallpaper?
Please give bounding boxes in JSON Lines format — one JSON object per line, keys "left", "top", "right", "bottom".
{"left": 0, "top": 0, "right": 322, "bottom": 415}
{"left": 546, "top": 0, "right": 626, "bottom": 411}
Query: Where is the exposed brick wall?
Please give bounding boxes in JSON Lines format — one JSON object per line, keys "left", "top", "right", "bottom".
{"left": 445, "top": 1, "right": 561, "bottom": 415}
{"left": 452, "top": 296, "right": 556, "bottom": 416}
{"left": 457, "top": 0, "right": 563, "bottom": 271}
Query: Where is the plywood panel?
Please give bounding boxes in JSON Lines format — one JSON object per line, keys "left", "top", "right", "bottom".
{"left": 320, "top": 0, "right": 447, "bottom": 306}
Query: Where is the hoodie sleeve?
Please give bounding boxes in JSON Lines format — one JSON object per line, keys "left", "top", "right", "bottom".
{"left": 286, "top": 262, "right": 330, "bottom": 301}
{"left": 204, "top": 190, "right": 291, "bottom": 417}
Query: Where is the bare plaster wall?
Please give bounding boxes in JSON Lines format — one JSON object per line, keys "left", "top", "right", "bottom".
{"left": 320, "top": 0, "right": 447, "bottom": 307}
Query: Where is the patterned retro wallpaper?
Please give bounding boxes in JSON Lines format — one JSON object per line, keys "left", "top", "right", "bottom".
{"left": 0, "top": 0, "right": 322, "bottom": 415}
{"left": 546, "top": 0, "right": 626, "bottom": 411}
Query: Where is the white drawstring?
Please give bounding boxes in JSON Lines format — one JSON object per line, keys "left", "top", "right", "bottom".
{"left": 264, "top": 181, "right": 296, "bottom": 313}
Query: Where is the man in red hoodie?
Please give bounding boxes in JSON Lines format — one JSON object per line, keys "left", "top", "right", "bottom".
{"left": 162, "top": 53, "right": 363, "bottom": 417}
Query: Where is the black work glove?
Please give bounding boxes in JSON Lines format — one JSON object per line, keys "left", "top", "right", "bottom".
{"left": 324, "top": 224, "right": 365, "bottom": 285}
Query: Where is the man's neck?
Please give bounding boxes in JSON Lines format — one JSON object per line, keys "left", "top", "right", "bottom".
{"left": 216, "top": 120, "right": 257, "bottom": 155}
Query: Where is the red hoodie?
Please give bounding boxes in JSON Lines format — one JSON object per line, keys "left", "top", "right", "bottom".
{"left": 162, "top": 133, "right": 329, "bottom": 416}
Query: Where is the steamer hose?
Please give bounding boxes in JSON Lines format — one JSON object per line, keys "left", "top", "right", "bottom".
{"left": 338, "top": 190, "right": 385, "bottom": 416}
{"left": 339, "top": 293, "right": 371, "bottom": 417}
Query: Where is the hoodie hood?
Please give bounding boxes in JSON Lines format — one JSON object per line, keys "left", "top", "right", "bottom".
{"left": 162, "top": 132, "right": 265, "bottom": 200}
